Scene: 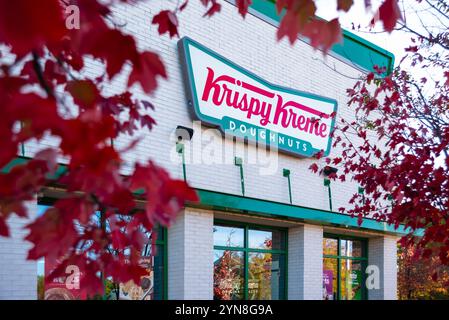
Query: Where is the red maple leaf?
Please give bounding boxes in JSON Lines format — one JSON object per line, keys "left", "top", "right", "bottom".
{"left": 236, "top": 0, "right": 253, "bottom": 17}
{"left": 203, "top": 0, "right": 221, "bottom": 17}
{"left": 152, "top": 10, "right": 179, "bottom": 38}
{"left": 67, "top": 80, "right": 100, "bottom": 110}
{"left": 128, "top": 52, "right": 167, "bottom": 94}
{"left": 85, "top": 29, "right": 139, "bottom": 79}
{"left": 337, "top": 0, "right": 354, "bottom": 12}
{"left": 309, "top": 163, "right": 319, "bottom": 173}
{"left": 303, "top": 18, "right": 343, "bottom": 53}
{"left": 377, "top": 0, "right": 402, "bottom": 32}
{"left": 0, "top": 0, "right": 66, "bottom": 55}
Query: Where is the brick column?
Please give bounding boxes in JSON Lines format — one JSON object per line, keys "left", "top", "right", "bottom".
{"left": 368, "top": 235, "right": 398, "bottom": 300}
{"left": 288, "top": 224, "right": 323, "bottom": 300}
{"left": 167, "top": 207, "right": 213, "bottom": 299}
{"left": 0, "top": 199, "right": 38, "bottom": 300}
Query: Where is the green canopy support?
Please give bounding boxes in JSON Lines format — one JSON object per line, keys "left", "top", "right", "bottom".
{"left": 235, "top": 156, "right": 245, "bottom": 196}
{"left": 283, "top": 168, "right": 292, "bottom": 204}
{"left": 324, "top": 178, "right": 333, "bottom": 212}
{"left": 176, "top": 142, "right": 187, "bottom": 182}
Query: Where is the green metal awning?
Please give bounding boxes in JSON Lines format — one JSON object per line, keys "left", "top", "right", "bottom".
{"left": 192, "top": 188, "right": 420, "bottom": 236}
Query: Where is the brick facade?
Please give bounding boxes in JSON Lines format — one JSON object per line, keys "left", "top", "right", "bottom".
{"left": 0, "top": 200, "right": 38, "bottom": 300}
{"left": 168, "top": 208, "right": 214, "bottom": 299}
{"left": 288, "top": 225, "right": 324, "bottom": 300}
{"left": 368, "top": 235, "right": 399, "bottom": 300}
{"left": 0, "top": 0, "right": 399, "bottom": 300}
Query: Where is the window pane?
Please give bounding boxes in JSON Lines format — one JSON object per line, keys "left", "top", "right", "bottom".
{"left": 323, "top": 238, "right": 338, "bottom": 256}
{"left": 340, "top": 260, "right": 364, "bottom": 300}
{"left": 340, "top": 239, "right": 363, "bottom": 257}
{"left": 37, "top": 258, "right": 45, "bottom": 300}
{"left": 323, "top": 258, "right": 338, "bottom": 300}
{"left": 114, "top": 244, "right": 164, "bottom": 300}
{"left": 214, "top": 250, "right": 244, "bottom": 300}
{"left": 248, "top": 229, "right": 285, "bottom": 250}
{"left": 213, "top": 225, "right": 244, "bottom": 248}
{"left": 248, "top": 253, "right": 285, "bottom": 300}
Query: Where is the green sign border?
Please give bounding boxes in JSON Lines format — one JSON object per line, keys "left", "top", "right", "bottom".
{"left": 178, "top": 36, "right": 338, "bottom": 157}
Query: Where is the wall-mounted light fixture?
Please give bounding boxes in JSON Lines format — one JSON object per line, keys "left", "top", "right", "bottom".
{"left": 175, "top": 125, "right": 194, "bottom": 141}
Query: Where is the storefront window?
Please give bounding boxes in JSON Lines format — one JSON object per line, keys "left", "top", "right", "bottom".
{"left": 37, "top": 204, "right": 167, "bottom": 300}
{"left": 323, "top": 235, "right": 367, "bottom": 300}
{"left": 213, "top": 222, "right": 287, "bottom": 300}
{"left": 117, "top": 224, "right": 166, "bottom": 300}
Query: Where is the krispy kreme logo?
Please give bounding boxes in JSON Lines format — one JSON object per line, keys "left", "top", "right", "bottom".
{"left": 179, "top": 37, "right": 338, "bottom": 157}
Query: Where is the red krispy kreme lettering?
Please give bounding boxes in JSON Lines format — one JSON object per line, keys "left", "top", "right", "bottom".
{"left": 201, "top": 67, "right": 330, "bottom": 137}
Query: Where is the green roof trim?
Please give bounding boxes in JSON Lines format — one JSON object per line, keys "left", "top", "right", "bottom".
{"left": 248, "top": 0, "right": 395, "bottom": 74}
{"left": 192, "top": 188, "right": 422, "bottom": 236}
{"left": 1, "top": 156, "right": 67, "bottom": 180}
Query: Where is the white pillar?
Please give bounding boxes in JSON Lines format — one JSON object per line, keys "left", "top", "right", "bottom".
{"left": 288, "top": 224, "right": 323, "bottom": 300}
{"left": 167, "top": 207, "right": 213, "bottom": 299}
{"left": 0, "top": 199, "right": 38, "bottom": 300}
{"left": 368, "top": 235, "right": 398, "bottom": 300}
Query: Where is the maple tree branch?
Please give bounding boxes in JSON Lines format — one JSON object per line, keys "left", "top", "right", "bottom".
{"left": 425, "top": 0, "right": 449, "bottom": 20}
{"left": 31, "top": 51, "right": 54, "bottom": 98}
{"left": 397, "top": 21, "right": 449, "bottom": 51}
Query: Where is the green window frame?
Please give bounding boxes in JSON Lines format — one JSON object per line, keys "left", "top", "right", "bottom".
{"left": 213, "top": 220, "right": 288, "bottom": 300}
{"left": 142, "top": 224, "right": 168, "bottom": 300}
{"left": 323, "top": 233, "right": 368, "bottom": 300}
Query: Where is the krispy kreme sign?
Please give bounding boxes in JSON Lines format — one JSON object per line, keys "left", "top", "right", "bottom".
{"left": 178, "top": 37, "right": 338, "bottom": 157}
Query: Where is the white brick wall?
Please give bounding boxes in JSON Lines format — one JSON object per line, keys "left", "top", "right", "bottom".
{"left": 368, "top": 235, "right": 398, "bottom": 300}
{"left": 288, "top": 224, "right": 323, "bottom": 300}
{"left": 0, "top": 199, "right": 38, "bottom": 300}
{"left": 24, "top": 0, "right": 367, "bottom": 212}
{"left": 7, "top": 0, "right": 398, "bottom": 300}
{"left": 168, "top": 207, "right": 213, "bottom": 299}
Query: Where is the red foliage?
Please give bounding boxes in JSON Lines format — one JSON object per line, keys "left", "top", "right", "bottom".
{"left": 337, "top": 0, "right": 354, "bottom": 12}
{"left": 276, "top": 0, "right": 400, "bottom": 52}
{"left": 152, "top": 10, "right": 179, "bottom": 38}
{"left": 377, "top": 0, "right": 402, "bottom": 32}
{"left": 0, "top": 0, "right": 404, "bottom": 296}
{"left": 236, "top": 0, "right": 253, "bottom": 17}
{"left": 0, "top": 0, "right": 196, "bottom": 296}
{"left": 309, "top": 26, "right": 449, "bottom": 268}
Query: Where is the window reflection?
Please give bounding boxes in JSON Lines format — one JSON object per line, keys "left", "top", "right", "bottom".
{"left": 323, "top": 258, "right": 338, "bottom": 300}
{"left": 213, "top": 223, "right": 286, "bottom": 300}
{"left": 340, "top": 240, "right": 363, "bottom": 257}
{"left": 323, "top": 238, "right": 338, "bottom": 256}
{"left": 213, "top": 225, "right": 244, "bottom": 248}
{"left": 248, "top": 229, "right": 272, "bottom": 249}
{"left": 248, "top": 253, "right": 285, "bottom": 300}
{"left": 340, "top": 260, "right": 363, "bottom": 300}
{"left": 213, "top": 250, "right": 244, "bottom": 300}
{"left": 248, "top": 229, "right": 284, "bottom": 250}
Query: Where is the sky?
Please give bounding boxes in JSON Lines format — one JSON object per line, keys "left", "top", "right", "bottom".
{"left": 316, "top": 0, "right": 447, "bottom": 168}
{"left": 316, "top": 0, "right": 446, "bottom": 103}
{"left": 316, "top": 0, "right": 439, "bottom": 68}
